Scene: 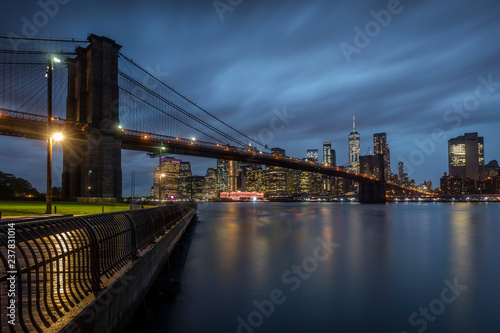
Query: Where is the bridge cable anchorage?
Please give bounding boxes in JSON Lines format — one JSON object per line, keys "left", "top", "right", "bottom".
{"left": 118, "top": 52, "right": 269, "bottom": 150}
{"left": 118, "top": 71, "right": 249, "bottom": 148}
{"left": 119, "top": 87, "right": 228, "bottom": 146}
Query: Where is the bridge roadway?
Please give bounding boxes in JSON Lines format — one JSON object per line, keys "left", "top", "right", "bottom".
{"left": 0, "top": 108, "right": 424, "bottom": 195}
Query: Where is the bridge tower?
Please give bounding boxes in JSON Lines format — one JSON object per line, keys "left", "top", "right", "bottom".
{"left": 62, "top": 34, "right": 122, "bottom": 199}
{"left": 359, "top": 181, "right": 386, "bottom": 203}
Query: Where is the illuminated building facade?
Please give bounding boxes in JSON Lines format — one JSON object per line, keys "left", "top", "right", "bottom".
{"left": 217, "top": 159, "right": 229, "bottom": 193}
{"left": 348, "top": 116, "right": 360, "bottom": 172}
{"left": 448, "top": 132, "right": 484, "bottom": 181}
{"left": 152, "top": 158, "right": 181, "bottom": 200}
{"left": 203, "top": 168, "right": 217, "bottom": 200}
{"left": 373, "top": 132, "right": 391, "bottom": 179}
{"left": 307, "top": 149, "right": 319, "bottom": 163}
{"left": 178, "top": 161, "right": 192, "bottom": 199}
{"left": 265, "top": 148, "right": 287, "bottom": 196}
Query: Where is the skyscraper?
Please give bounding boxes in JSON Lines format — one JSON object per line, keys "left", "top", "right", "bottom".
{"left": 323, "top": 143, "right": 332, "bottom": 166}
{"left": 151, "top": 158, "right": 181, "bottom": 200}
{"left": 203, "top": 168, "right": 217, "bottom": 200}
{"left": 229, "top": 160, "right": 237, "bottom": 192}
{"left": 216, "top": 159, "right": 229, "bottom": 193}
{"left": 448, "top": 132, "right": 485, "bottom": 181}
{"left": 178, "top": 161, "right": 192, "bottom": 199}
{"left": 373, "top": 132, "right": 391, "bottom": 179}
{"left": 348, "top": 116, "right": 360, "bottom": 172}
{"left": 266, "top": 148, "right": 287, "bottom": 196}
{"left": 331, "top": 149, "right": 336, "bottom": 167}
{"left": 307, "top": 149, "right": 319, "bottom": 162}
{"left": 398, "top": 162, "right": 404, "bottom": 182}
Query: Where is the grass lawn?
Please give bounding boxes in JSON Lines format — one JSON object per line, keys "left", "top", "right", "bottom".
{"left": 0, "top": 201, "right": 147, "bottom": 217}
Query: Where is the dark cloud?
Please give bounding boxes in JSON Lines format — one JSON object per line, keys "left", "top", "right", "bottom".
{"left": 1, "top": 0, "right": 500, "bottom": 195}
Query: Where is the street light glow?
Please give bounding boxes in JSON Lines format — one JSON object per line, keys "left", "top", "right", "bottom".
{"left": 53, "top": 132, "right": 63, "bottom": 141}
{"left": 53, "top": 57, "right": 61, "bottom": 63}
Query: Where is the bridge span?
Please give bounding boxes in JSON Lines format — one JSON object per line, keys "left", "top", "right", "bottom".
{"left": 0, "top": 34, "right": 425, "bottom": 203}
{"left": 0, "top": 108, "right": 424, "bottom": 202}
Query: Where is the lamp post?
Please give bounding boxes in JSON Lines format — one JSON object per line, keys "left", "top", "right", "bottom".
{"left": 46, "top": 55, "right": 61, "bottom": 214}
{"left": 87, "top": 170, "right": 92, "bottom": 203}
{"left": 158, "top": 144, "right": 166, "bottom": 202}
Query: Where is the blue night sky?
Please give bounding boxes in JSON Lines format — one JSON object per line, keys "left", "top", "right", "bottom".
{"left": 1, "top": 0, "right": 500, "bottom": 196}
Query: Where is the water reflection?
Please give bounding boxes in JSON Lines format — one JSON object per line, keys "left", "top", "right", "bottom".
{"left": 155, "top": 202, "right": 500, "bottom": 333}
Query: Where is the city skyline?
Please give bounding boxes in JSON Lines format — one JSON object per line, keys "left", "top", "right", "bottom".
{"left": 1, "top": 0, "right": 500, "bottom": 196}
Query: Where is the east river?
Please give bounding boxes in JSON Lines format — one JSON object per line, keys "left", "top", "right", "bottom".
{"left": 135, "top": 202, "right": 500, "bottom": 333}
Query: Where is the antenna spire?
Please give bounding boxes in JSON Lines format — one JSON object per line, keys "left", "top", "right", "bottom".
{"left": 352, "top": 115, "right": 356, "bottom": 133}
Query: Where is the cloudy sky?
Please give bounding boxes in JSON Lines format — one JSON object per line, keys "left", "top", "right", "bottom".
{"left": 1, "top": 0, "right": 500, "bottom": 196}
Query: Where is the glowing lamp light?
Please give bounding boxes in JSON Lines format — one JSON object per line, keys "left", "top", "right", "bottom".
{"left": 53, "top": 133, "right": 63, "bottom": 141}
{"left": 53, "top": 57, "right": 61, "bottom": 63}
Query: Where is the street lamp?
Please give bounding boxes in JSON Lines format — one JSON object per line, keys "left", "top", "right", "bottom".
{"left": 46, "top": 55, "right": 62, "bottom": 214}
{"left": 158, "top": 144, "right": 166, "bottom": 202}
{"left": 46, "top": 132, "right": 63, "bottom": 213}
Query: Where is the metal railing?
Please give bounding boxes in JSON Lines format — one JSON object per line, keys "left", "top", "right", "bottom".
{"left": 0, "top": 202, "right": 196, "bottom": 332}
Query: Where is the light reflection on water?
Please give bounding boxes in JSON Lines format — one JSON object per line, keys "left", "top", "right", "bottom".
{"left": 152, "top": 202, "right": 500, "bottom": 333}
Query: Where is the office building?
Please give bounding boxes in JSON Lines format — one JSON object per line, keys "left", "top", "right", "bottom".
{"left": 186, "top": 176, "right": 205, "bottom": 200}
{"left": 203, "top": 168, "right": 217, "bottom": 200}
{"left": 265, "top": 148, "right": 287, "bottom": 196}
{"left": 229, "top": 160, "right": 238, "bottom": 192}
{"left": 348, "top": 116, "right": 360, "bottom": 172}
{"left": 398, "top": 162, "right": 404, "bottom": 182}
{"left": 331, "top": 149, "right": 336, "bottom": 167}
{"left": 448, "top": 132, "right": 484, "bottom": 181}
{"left": 245, "top": 165, "right": 264, "bottom": 193}
{"left": 287, "top": 169, "right": 301, "bottom": 195}
{"left": 373, "top": 132, "right": 391, "bottom": 179}
{"left": 485, "top": 160, "right": 499, "bottom": 178}
{"left": 307, "top": 149, "right": 319, "bottom": 163}
{"left": 151, "top": 158, "right": 181, "bottom": 200}
{"left": 178, "top": 161, "right": 192, "bottom": 199}
{"left": 323, "top": 143, "right": 332, "bottom": 166}
{"left": 440, "top": 173, "right": 475, "bottom": 195}
{"left": 217, "top": 159, "right": 229, "bottom": 193}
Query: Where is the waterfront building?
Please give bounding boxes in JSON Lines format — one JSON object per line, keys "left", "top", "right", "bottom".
{"left": 265, "top": 148, "right": 287, "bottom": 196}
{"left": 186, "top": 175, "right": 205, "bottom": 200}
{"left": 203, "top": 168, "right": 217, "bottom": 200}
{"left": 440, "top": 173, "right": 475, "bottom": 195}
{"left": 448, "top": 132, "right": 484, "bottom": 181}
{"left": 178, "top": 161, "right": 192, "bottom": 199}
{"left": 152, "top": 157, "right": 181, "bottom": 200}
{"left": 217, "top": 159, "right": 229, "bottom": 193}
